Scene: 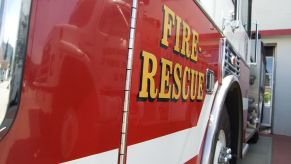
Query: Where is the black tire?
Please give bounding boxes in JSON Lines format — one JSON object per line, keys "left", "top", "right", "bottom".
{"left": 211, "top": 106, "right": 236, "bottom": 164}
{"left": 248, "top": 131, "right": 259, "bottom": 144}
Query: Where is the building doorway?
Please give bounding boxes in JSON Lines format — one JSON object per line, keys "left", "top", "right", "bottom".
{"left": 261, "top": 45, "right": 276, "bottom": 129}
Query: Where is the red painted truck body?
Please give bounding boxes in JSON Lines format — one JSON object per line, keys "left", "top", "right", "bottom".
{"left": 0, "top": 0, "right": 253, "bottom": 163}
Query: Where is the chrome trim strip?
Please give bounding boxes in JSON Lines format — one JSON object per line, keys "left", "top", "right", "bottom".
{"left": 219, "top": 38, "right": 226, "bottom": 84}
{"left": 206, "top": 69, "right": 215, "bottom": 94}
{"left": 119, "top": 0, "right": 138, "bottom": 163}
{"left": 243, "top": 98, "right": 249, "bottom": 111}
{"left": 0, "top": 0, "right": 32, "bottom": 140}
{"left": 254, "top": 22, "right": 259, "bottom": 63}
{"left": 201, "top": 75, "right": 240, "bottom": 164}
{"left": 242, "top": 144, "right": 249, "bottom": 158}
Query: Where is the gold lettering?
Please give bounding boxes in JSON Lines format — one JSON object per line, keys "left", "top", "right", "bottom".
{"left": 172, "top": 63, "right": 182, "bottom": 100}
{"left": 161, "top": 5, "right": 175, "bottom": 48}
{"left": 190, "top": 69, "right": 198, "bottom": 101}
{"left": 138, "top": 51, "right": 158, "bottom": 99}
{"left": 180, "top": 21, "right": 191, "bottom": 58}
{"left": 174, "top": 15, "right": 182, "bottom": 53}
{"left": 182, "top": 66, "right": 190, "bottom": 100}
{"left": 159, "top": 58, "right": 173, "bottom": 99}
{"left": 197, "top": 72, "right": 204, "bottom": 100}
{"left": 190, "top": 30, "right": 199, "bottom": 62}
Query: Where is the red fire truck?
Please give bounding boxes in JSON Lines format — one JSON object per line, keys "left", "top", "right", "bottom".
{"left": 0, "top": 0, "right": 265, "bottom": 163}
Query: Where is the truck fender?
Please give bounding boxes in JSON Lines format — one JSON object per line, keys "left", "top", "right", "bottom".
{"left": 202, "top": 75, "right": 243, "bottom": 164}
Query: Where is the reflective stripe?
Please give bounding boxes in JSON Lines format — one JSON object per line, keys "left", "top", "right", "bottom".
{"left": 62, "top": 149, "right": 119, "bottom": 164}
{"left": 62, "top": 83, "right": 218, "bottom": 164}
{"left": 127, "top": 83, "right": 218, "bottom": 164}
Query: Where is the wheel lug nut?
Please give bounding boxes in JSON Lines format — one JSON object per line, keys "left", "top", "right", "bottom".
{"left": 226, "top": 148, "right": 231, "bottom": 154}
{"left": 224, "top": 157, "right": 228, "bottom": 162}
{"left": 226, "top": 154, "right": 232, "bottom": 160}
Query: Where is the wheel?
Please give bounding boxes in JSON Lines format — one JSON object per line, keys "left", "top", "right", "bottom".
{"left": 248, "top": 131, "right": 259, "bottom": 144}
{"left": 212, "top": 106, "right": 235, "bottom": 164}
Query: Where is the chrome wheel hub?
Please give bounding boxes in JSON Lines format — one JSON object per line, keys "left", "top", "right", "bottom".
{"left": 213, "top": 130, "right": 232, "bottom": 164}
{"left": 218, "top": 147, "right": 232, "bottom": 163}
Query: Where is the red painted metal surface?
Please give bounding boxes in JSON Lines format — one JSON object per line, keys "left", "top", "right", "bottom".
{"left": 0, "top": 0, "right": 228, "bottom": 163}
{"left": 126, "top": 0, "right": 221, "bottom": 162}
{"left": 0, "top": 0, "right": 131, "bottom": 163}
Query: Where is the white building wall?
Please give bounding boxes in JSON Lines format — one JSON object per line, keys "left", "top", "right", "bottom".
{"left": 253, "top": 0, "right": 291, "bottom": 136}
{"left": 262, "top": 36, "right": 291, "bottom": 136}
{"left": 252, "top": 0, "right": 291, "bottom": 30}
